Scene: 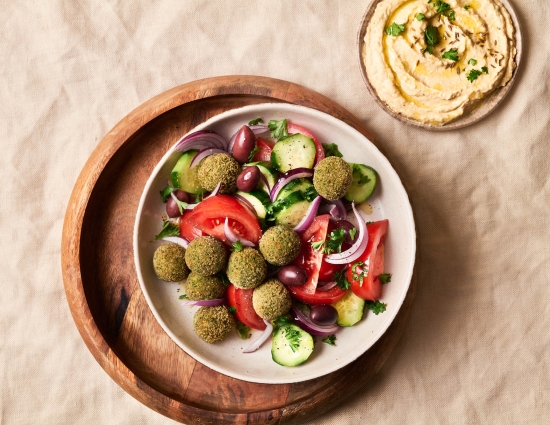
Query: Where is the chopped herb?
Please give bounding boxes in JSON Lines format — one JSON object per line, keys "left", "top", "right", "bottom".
{"left": 379, "top": 273, "right": 392, "bottom": 284}
{"left": 349, "top": 227, "right": 357, "bottom": 241}
{"left": 229, "top": 306, "right": 237, "bottom": 314}
{"left": 247, "top": 144, "right": 260, "bottom": 162}
{"left": 351, "top": 261, "right": 368, "bottom": 283}
{"left": 447, "top": 10, "right": 455, "bottom": 20}
{"left": 424, "top": 25, "right": 440, "bottom": 48}
{"left": 231, "top": 240, "right": 244, "bottom": 252}
{"left": 322, "top": 143, "right": 343, "bottom": 158}
{"left": 482, "top": 66, "right": 488, "bottom": 74}
{"left": 366, "top": 300, "right": 387, "bottom": 315}
{"left": 178, "top": 294, "right": 189, "bottom": 300}
{"left": 195, "top": 192, "right": 205, "bottom": 203}
{"left": 248, "top": 117, "right": 263, "bottom": 125}
{"left": 171, "top": 195, "right": 188, "bottom": 215}
{"left": 236, "top": 320, "right": 251, "bottom": 339}
{"left": 466, "top": 69, "right": 482, "bottom": 82}
{"left": 423, "top": 46, "right": 434, "bottom": 55}
{"left": 268, "top": 119, "right": 288, "bottom": 139}
{"left": 352, "top": 165, "right": 371, "bottom": 185}
{"left": 303, "top": 186, "right": 319, "bottom": 202}
{"left": 416, "top": 13, "right": 425, "bottom": 21}
{"left": 273, "top": 315, "right": 293, "bottom": 332}
{"left": 311, "top": 240, "right": 325, "bottom": 251}
{"left": 312, "top": 228, "right": 346, "bottom": 255}
{"left": 284, "top": 326, "right": 301, "bottom": 352}
{"left": 153, "top": 220, "right": 180, "bottom": 240}
{"left": 217, "top": 272, "right": 230, "bottom": 286}
{"left": 160, "top": 183, "right": 175, "bottom": 202}
{"left": 385, "top": 22, "right": 406, "bottom": 37}
{"left": 468, "top": 58, "right": 478, "bottom": 66}
{"left": 442, "top": 48, "right": 459, "bottom": 62}
{"left": 334, "top": 268, "right": 351, "bottom": 290}
{"left": 434, "top": 0, "right": 451, "bottom": 14}
{"left": 322, "top": 334, "right": 337, "bottom": 346}
{"left": 464, "top": 4, "right": 471, "bottom": 10}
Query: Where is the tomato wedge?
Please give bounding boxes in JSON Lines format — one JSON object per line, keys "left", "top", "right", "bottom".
{"left": 179, "top": 195, "right": 262, "bottom": 245}
{"left": 287, "top": 123, "right": 325, "bottom": 165}
{"left": 251, "top": 138, "right": 273, "bottom": 162}
{"left": 347, "top": 220, "right": 389, "bottom": 301}
{"left": 226, "top": 284, "right": 266, "bottom": 330}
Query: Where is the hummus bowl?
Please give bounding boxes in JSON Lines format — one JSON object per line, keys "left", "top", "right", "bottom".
{"left": 358, "top": 0, "right": 522, "bottom": 130}
{"left": 134, "top": 103, "right": 416, "bottom": 384}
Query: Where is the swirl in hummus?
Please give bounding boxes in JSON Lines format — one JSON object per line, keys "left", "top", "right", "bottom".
{"left": 363, "top": 0, "right": 517, "bottom": 125}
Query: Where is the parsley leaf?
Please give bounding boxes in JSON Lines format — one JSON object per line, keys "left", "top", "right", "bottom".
{"left": 367, "top": 300, "right": 387, "bottom": 315}
{"left": 379, "top": 273, "right": 392, "bottom": 284}
{"left": 322, "top": 334, "right": 337, "bottom": 346}
{"left": 385, "top": 22, "right": 406, "bottom": 37}
{"left": 160, "top": 183, "right": 175, "bottom": 202}
{"left": 349, "top": 227, "right": 357, "bottom": 241}
{"left": 311, "top": 228, "right": 346, "bottom": 255}
{"left": 217, "top": 272, "right": 230, "bottom": 287}
{"left": 195, "top": 192, "right": 205, "bottom": 203}
{"left": 229, "top": 306, "right": 237, "bottom": 314}
{"left": 268, "top": 119, "right": 288, "bottom": 139}
{"left": 434, "top": 0, "right": 451, "bottom": 13}
{"left": 352, "top": 165, "right": 371, "bottom": 185}
{"left": 273, "top": 315, "right": 293, "bottom": 332}
{"left": 322, "top": 143, "right": 343, "bottom": 158}
{"left": 231, "top": 240, "right": 244, "bottom": 252}
{"left": 311, "top": 240, "right": 325, "bottom": 252}
{"left": 464, "top": 4, "right": 471, "bottom": 10}
{"left": 423, "top": 45, "right": 434, "bottom": 55}
{"left": 468, "top": 58, "right": 477, "bottom": 66}
{"left": 416, "top": 13, "right": 425, "bottom": 21}
{"left": 178, "top": 294, "right": 189, "bottom": 300}
{"left": 153, "top": 220, "right": 180, "bottom": 240}
{"left": 284, "top": 326, "right": 301, "bottom": 352}
{"left": 351, "top": 261, "right": 368, "bottom": 283}
{"left": 334, "top": 269, "right": 351, "bottom": 290}
{"left": 442, "top": 49, "right": 459, "bottom": 62}
{"left": 247, "top": 144, "right": 260, "bottom": 162}
{"left": 424, "top": 25, "right": 440, "bottom": 47}
{"left": 235, "top": 320, "right": 251, "bottom": 339}
{"left": 466, "top": 69, "right": 482, "bottom": 82}
{"left": 248, "top": 117, "right": 263, "bottom": 125}
{"left": 447, "top": 10, "right": 455, "bottom": 20}
{"left": 482, "top": 66, "right": 488, "bottom": 74}
{"left": 303, "top": 186, "right": 319, "bottom": 202}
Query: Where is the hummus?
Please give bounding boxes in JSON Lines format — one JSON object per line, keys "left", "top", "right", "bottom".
{"left": 363, "top": 0, "right": 516, "bottom": 125}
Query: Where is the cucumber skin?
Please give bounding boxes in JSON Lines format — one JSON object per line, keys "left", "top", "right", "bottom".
{"left": 270, "top": 134, "right": 317, "bottom": 173}
{"left": 344, "top": 164, "right": 378, "bottom": 203}
{"left": 271, "top": 324, "right": 314, "bottom": 367}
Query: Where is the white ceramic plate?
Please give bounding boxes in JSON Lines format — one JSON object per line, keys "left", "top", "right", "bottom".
{"left": 134, "top": 103, "right": 416, "bottom": 384}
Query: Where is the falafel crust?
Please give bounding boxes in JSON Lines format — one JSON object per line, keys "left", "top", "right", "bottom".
{"left": 226, "top": 248, "right": 267, "bottom": 289}
{"left": 252, "top": 279, "right": 292, "bottom": 320}
{"left": 152, "top": 243, "right": 189, "bottom": 282}
{"left": 259, "top": 225, "right": 301, "bottom": 266}
{"left": 186, "top": 272, "right": 226, "bottom": 300}
{"left": 193, "top": 305, "right": 235, "bottom": 343}
{"left": 313, "top": 156, "right": 353, "bottom": 200}
{"left": 185, "top": 236, "right": 227, "bottom": 276}
{"left": 197, "top": 153, "right": 240, "bottom": 194}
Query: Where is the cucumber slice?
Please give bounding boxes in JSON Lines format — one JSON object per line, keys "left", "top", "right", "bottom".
{"left": 271, "top": 324, "right": 314, "bottom": 366}
{"left": 272, "top": 191, "right": 311, "bottom": 227}
{"left": 244, "top": 161, "right": 279, "bottom": 194}
{"left": 344, "top": 164, "right": 378, "bottom": 203}
{"left": 333, "top": 290, "right": 365, "bottom": 327}
{"left": 235, "top": 190, "right": 270, "bottom": 219}
{"left": 276, "top": 178, "right": 314, "bottom": 201}
{"left": 271, "top": 134, "right": 317, "bottom": 172}
{"left": 170, "top": 150, "right": 204, "bottom": 195}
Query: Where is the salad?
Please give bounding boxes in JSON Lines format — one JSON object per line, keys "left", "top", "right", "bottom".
{"left": 151, "top": 117, "right": 391, "bottom": 367}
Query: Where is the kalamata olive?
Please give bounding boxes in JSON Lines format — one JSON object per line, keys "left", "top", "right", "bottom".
{"left": 232, "top": 125, "right": 257, "bottom": 163}
{"left": 236, "top": 166, "right": 261, "bottom": 192}
{"left": 277, "top": 265, "right": 308, "bottom": 286}
{"left": 333, "top": 219, "right": 357, "bottom": 245}
{"left": 310, "top": 304, "right": 338, "bottom": 326}
{"left": 166, "top": 189, "right": 191, "bottom": 218}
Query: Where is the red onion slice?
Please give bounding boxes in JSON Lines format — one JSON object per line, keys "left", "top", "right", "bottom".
{"left": 224, "top": 217, "right": 255, "bottom": 247}
{"left": 269, "top": 168, "right": 314, "bottom": 202}
{"left": 228, "top": 125, "right": 270, "bottom": 153}
{"left": 189, "top": 148, "right": 227, "bottom": 169}
{"left": 243, "top": 319, "right": 273, "bottom": 353}
{"left": 316, "top": 280, "right": 337, "bottom": 292}
{"left": 318, "top": 200, "right": 347, "bottom": 220}
{"left": 324, "top": 203, "right": 368, "bottom": 264}
{"left": 291, "top": 304, "right": 341, "bottom": 336}
{"left": 181, "top": 298, "right": 225, "bottom": 307}
{"left": 161, "top": 236, "right": 189, "bottom": 249}
{"left": 294, "top": 196, "right": 321, "bottom": 232}
{"left": 175, "top": 130, "right": 228, "bottom": 152}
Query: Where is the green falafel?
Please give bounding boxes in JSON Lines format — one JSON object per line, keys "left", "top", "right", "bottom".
{"left": 185, "top": 236, "right": 227, "bottom": 276}
{"left": 252, "top": 279, "right": 292, "bottom": 320}
{"left": 226, "top": 248, "right": 267, "bottom": 289}
{"left": 186, "top": 272, "right": 226, "bottom": 300}
{"left": 313, "top": 156, "right": 353, "bottom": 200}
{"left": 152, "top": 243, "right": 189, "bottom": 282}
{"left": 197, "top": 153, "right": 240, "bottom": 194}
{"left": 259, "top": 225, "right": 301, "bottom": 266}
{"left": 193, "top": 305, "right": 235, "bottom": 343}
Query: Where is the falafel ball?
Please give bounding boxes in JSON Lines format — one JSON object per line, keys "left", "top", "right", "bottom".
{"left": 252, "top": 279, "right": 292, "bottom": 320}
{"left": 197, "top": 153, "right": 240, "bottom": 194}
{"left": 259, "top": 225, "right": 301, "bottom": 266}
{"left": 185, "top": 236, "right": 227, "bottom": 276}
{"left": 186, "top": 272, "right": 227, "bottom": 300}
{"left": 152, "top": 243, "right": 189, "bottom": 282}
{"left": 193, "top": 305, "right": 235, "bottom": 343}
{"left": 226, "top": 248, "right": 267, "bottom": 289}
{"left": 313, "top": 156, "right": 353, "bottom": 201}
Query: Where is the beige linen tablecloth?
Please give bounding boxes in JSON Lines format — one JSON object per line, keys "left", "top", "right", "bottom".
{"left": 1, "top": 1, "right": 548, "bottom": 423}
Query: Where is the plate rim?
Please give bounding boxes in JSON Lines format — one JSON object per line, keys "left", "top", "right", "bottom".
{"left": 133, "top": 102, "right": 417, "bottom": 384}
{"left": 356, "top": 0, "right": 524, "bottom": 131}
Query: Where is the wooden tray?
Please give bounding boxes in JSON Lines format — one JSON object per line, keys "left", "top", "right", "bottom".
{"left": 62, "top": 75, "right": 417, "bottom": 425}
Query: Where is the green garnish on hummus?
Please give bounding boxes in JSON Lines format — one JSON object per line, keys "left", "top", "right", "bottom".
{"left": 385, "top": 22, "right": 405, "bottom": 36}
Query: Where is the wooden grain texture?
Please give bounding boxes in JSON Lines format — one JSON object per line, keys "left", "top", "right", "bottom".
{"left": 61, "top": 75, "right": 417, "bottom": 425}
{"left": 357, "top": 0, "right": 523, "bottom": 131}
